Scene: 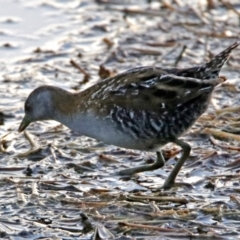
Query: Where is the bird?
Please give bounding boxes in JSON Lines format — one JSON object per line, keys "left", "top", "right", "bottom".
{"left": 18, "top": 42, "right": 239, "bottom": 189}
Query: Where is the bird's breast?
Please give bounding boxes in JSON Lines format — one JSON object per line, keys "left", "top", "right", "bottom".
{"left": 55, "top": 94, "right": 210, "bottom": 151}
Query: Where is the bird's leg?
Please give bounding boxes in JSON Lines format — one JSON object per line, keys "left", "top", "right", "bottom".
{"left": 116, "top": 150, "right": 165, "bottom": 176}
{"left": 162, "top": 139, "right": 191, "bottom": 189}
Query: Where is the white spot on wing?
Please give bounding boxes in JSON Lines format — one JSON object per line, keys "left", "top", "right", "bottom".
{"left": 130, "top": 111, "right": 134, "bottom": 119}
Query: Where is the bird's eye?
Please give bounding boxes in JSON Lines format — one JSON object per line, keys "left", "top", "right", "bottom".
{"left": 25, "top": 103, "right": 31, "bottom": 112}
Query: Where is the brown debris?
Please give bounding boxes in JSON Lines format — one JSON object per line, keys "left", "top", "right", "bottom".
{"left": 207, "top": 0, "right": 215, "bottom": 9}
{"left": 209, "top": 136, "right": 240, "bottom": 151}
{"left": 203, "top": 128, "right": 240, "bottom": 141}
{"left": 102, "top": 37, "right": 114, "bottom": 48}
{"left": 98, "top": 154, "right": 120, "bottom": 163}
{"left": 127, "top": 194, "right": 189, "bottom": 204}
{"left": 70, "top": 59, "right": 90, "bottom": 83}
{"left": 98, "top": 64, "right": 116, "bottom": 79}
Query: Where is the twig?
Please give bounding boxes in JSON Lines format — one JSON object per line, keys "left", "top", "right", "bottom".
{"left": 174, "top": 45, "right": 187, "bottom": 66}
{"left": 98, "top": 154, "right": 120, "bottom": 163}
{"left": 32, "top": 182, "right": 39, "bottom": 196}
{"left": 127, "top": 194, "right": 189, "bottom": 204}
{"left": 70, "top": 59, "right": 90, "bottom": 83}
{"left": 16, "top": 186, "right": 27, "bottom": 203}
{"left": 215, "top": 106, "right": 240, "bottom": 115}
{"left": 189, "top": 6, "right": 209, "bottom": 24}
{"left": 157, "top": 44, "right": 180, "bottom": 65}
{"left": 17, "top": 131, "right": 40, "bottom": 157}
{"left": 146, "top": 41, "right": 176, "bottom": 47}
{"left": 219, "top": 0, "right": 240, "bottom": 17}
{"left": 129, "top": 46, "right": 162, "bottom": 55}
{"left": 209, "top": 135, "right": 240, "bottom": 151}
{"left": 50, "top": 144, "right": 57, "bottom": 163}
{"left": 150, "top": 201, "right": 161, "bottom": 213}
{"left": 184, "top": 26, "right": 238, "bottom": 38}
{"left": 203, "top": 128, "right": 240, "bottom": 141}
{"left": 119, "top": 221, "right": 191, "bottom": 233}
{"left": 204, "top": 37, "right": 209, "bottom": 62}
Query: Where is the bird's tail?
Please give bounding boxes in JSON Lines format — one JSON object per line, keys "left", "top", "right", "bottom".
{"left": 199, "top": 41, "right": 239, "bottom": 79}
{"left": 171, "top": 41, "right": 239, "bottom": 80}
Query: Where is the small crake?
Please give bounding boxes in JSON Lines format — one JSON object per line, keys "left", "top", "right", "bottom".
{"left": 19, "top": 42, "right": 239, "bottom": 189}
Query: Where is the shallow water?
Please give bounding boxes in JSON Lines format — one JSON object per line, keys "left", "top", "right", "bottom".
{"left": 0, "top": 0, "right": 240, "bottom": 239}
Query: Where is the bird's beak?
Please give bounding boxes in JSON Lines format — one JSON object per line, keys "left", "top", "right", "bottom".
{"left": 18, "top": 115, "right": 31, "bottom": 132}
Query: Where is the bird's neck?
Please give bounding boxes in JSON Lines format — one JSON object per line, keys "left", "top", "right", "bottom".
{"left": 50, "top": 89, "right": 90, "bottom": 133}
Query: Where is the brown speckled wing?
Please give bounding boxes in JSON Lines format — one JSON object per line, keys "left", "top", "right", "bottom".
{"left": 96, "top": 68, "right": 221, "bottom": 112}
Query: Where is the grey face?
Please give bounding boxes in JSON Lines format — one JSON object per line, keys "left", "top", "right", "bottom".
{"left": 19, "top": 87, "right": 53, "bottom": 132}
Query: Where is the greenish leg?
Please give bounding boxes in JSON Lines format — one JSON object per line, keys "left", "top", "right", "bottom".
{"left": 116, "top": 150, "right": 165, "bottom": 176}
{"left": 162, "top": 139, "right": 191, "bottom": 189}
{"left": 116, "top": 139, "right": 191, "bottom": 190}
